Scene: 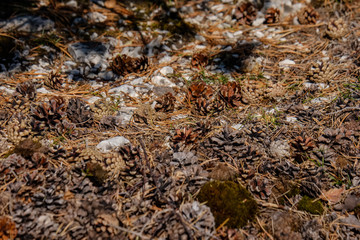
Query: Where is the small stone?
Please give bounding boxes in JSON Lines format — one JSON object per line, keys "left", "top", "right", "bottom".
{"left": 66, "top": 0, "right": 78, "bottom": 8}
{"left": 0, "top": 15, "right": 54, "bottom": 32}
{"left": 254, "top": 31, "right": 265, "bottom": 38}
{"left": 231, "top": 124, "right": 244, "bottom": 130}
{"left": 37, "top": 87, "right": 51, "bottom": 94}
{"left": 152, "top": 76, "right": 176, "bottom": 87}
{"left": 96, "top": 136, "right": 130, "bottom": 153}
{"left": 108, "top": 84, "right": 138, "bottom": 98}
{"left": 279, "top": 59, "right": 295, "bottom": 69}
{"left": 159, "top": 66, "right": 174, "bottom": 76}
{"left": 253, "top": 18, "right": 265, "bottom": 27}
{"left": 85, "top": 12, "right": 107, "bottom": 23}
{"left": 68, "top": 42, "right": 109, "bottom": 63}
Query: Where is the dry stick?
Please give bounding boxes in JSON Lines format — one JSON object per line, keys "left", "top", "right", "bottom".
{"left": 326, "top": 107, "right": 360, "bottom": 116}
{"left": 256, "top": 216, "right": 274, "bottom": 240}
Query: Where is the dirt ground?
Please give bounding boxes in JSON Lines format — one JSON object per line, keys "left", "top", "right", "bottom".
{"left": 0, "top": 0, "right": 360, "bottom": 239}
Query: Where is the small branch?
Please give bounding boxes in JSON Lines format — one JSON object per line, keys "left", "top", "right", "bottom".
{"left": 326, "top": 107, "right": 360, "bottom": 116}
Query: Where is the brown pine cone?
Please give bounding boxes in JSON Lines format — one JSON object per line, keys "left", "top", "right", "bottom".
{"left": 298, "top": 7, "right": 319, "bottom": 25}
{"left": 187, "top": 81, "right": 214, "bottom": 101}
{"left": 44, "top": 71, "right": 64, "bottom": 90}
{"left": 307, "top": 61, "right": 337, "bottom": 83}
{"left": 154, "top": 92, "right": 176, "bottom": 113}
{"left": 173, "top": 127, "right": 198, "bottom": 145}
{"left": 264, "top": 8, "right": 280, "bottom": 24}
{"left": 326, "top": 18, "right": 348, "bottom": 39}
{"left": 219, "top": 82, "right": 242, "bottom": 107}
{"left": 110, "top": 55, "right": 149, "bottom": 76}
{"left": 233, "top": 3, "right": 257, "bottom": 26}
{"left": 15, "top": 81, "right": 36, "bottom": 100}
{"left": 191, "top": 52, "right": 209, "bottom": 69}
{"left": 240, "top": 79, "right": 265, "bottom": 104}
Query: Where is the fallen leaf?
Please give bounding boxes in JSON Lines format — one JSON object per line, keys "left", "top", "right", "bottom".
{"left": 320, "top": 185, "right": 345, "bottom": 204}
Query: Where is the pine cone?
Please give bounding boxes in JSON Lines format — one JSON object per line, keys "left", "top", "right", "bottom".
{"left": 0, "top": 97, "right": 31, "bottom": 121}
{"left": 298, "top": 7, "right": 319, "bottom": 25}
{"left": 118, "top": 144, "right": 142, "bottom": 181}
{"left": 187, "top": 81, "right": 214, "bottom": 101}
{"left": 173, "top": 127, "right": 199, "bottom": 145}
{"left": 307, "top": 61, "right": 337, "bottom": 83}
{"left": 2, "top": 117, "right": 32, "bottom": 145}
{"left": 91, "top": 99, "right": 116, "bottom": 121}
{"left": 290, "top": 136, "right": 316, "bottom": 163}
{"left": 191, "top": 52, "right": 209, "bottom": 69}
{"left": 187, "top": 82, "right": 223, "bottom": 115}
{"left": 219, "top": 82, "right": 242, "bottom": 107}
{"left": 240, "top": 79, "right": 265, "bottom": 104}
{"left": 326, "top": 18, "right": 348, "bottom": 39}
{"left": 155, "top": 92, "right": 176, "bottom": 113}
{"left": 233, "top": 3, "right": 257, "bottom": 26}
{"left": 249, "top": 176, "right": 272, "bottom": 200}
{"left": 67, "top": 98, "right": 93, "bottom": 126}
{"left": 264, "top": 8, "right": 280, "bottom": 24}
{"left": 180, "top": 201, "right": 215, "bottom": 238}
{"left": 15, "top": 81, "right": 36, "bottom": 100}
{"left": 110, "top": 55, "right": 149, "bottom": 76}
{"left": 44, "top": 71, "right": 64, "bottom": 90}
{"left": 31, "top": 96, "right": 66, "bottom": 130}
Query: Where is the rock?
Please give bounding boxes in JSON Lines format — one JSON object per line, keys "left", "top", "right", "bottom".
{"left": 0, "top": 15, "right": 54, "bottom": 32}
{"left": 0, "top": 86, "right": 15, "bottom": 95}
{"left": 85, "top": 12, "right": 107, "bottom": 23}
{"left": 67, "top": 41, "right": 109, "bottom": 64}
{"left": 65, "top": 0, "right": 78, "bottom": 8}
{"left": 108, "top": 84, "right": 138, "bottom": 98}
{"left": 231, "top": 124, "right": 244, "bottom": 130}
{"left": 159, "top": 66, "right": 174, "bottom": 76}
{"left": 152, "top": 76, "right": 176, "bottom": 87}
{"left": 121, "top": 46, "right": 142, "bottom": 58}
{"left": 116, "top": 107, "right": 136, "bottom": 126}
{"left": 96, "top": 136, "right": 130, "bottom": 153}
{"left": 286, "top": 116, "right": 297, "bottom": 123}
{"left": 253, "top": 18, "right": 265, "bottom": 27}
{"left": 279, "top": 59, "right": 295, "bottom": 69}
{"left": 36, "top": 87, "right": 51, "bottom": 94}
{"left": 87, "top": 96, "right": 101, "bottom": 104}
{"left": 254, "top": 30, "right": 265, "bottom": 38}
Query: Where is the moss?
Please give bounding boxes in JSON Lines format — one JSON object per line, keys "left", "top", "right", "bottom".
{"left": 13, "top": 139, "right": 43, "bottom": 158}
{"left": 297, "top": 196, "right": 324, "bottom": 215}
{"left": 197, "top": 180, "right": 257, "bottom": 228}
{"left": 85, "top": 162, "right": 108, "bottom": 186}
{"left": 277, "top": 183, "right": 301, "bottom": 205}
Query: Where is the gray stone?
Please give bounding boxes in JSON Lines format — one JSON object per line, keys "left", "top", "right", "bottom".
{"left": 108, "top": 84, "right": 138, "bottom": 98}
{"left": 67, "top": 41, "right": 109, "bottom": 64}
{"left": 65, "top": 0, "right": 78, "bottom": 8}
{"left": 152, "top": 76, "right": 176, "bottom": 87}
{"left": 0, "top": 15, "right": 54, "bottom": 32}
{"left": 160, "top": 66, "right": 174, "bottom": 76}
{"left": 116, "top": 107, "right": 137, "bottom": 126}
{"left": 85, "top": 12, "right": 107, "bottom": 23}
{"left": 96, "top": 136, "right": 130, "bottom": 153}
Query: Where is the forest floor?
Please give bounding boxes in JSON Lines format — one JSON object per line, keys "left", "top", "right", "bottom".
{"left": 0, "top": 0, "right": 360, "bottom": 239}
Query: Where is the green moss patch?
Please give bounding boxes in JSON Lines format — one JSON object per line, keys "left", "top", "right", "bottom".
{"left": 197, "top": 180, "right": 257, "bottom": 228}
{"left": 298, "top": 196, "right": 324, "bottom": 215}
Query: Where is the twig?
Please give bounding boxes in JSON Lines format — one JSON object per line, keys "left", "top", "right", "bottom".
{"left": 326, "top": 107, "right": 360, "bottom": 116}
{"left": 256, "top": 216, "right": 274, "bottom": 240}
